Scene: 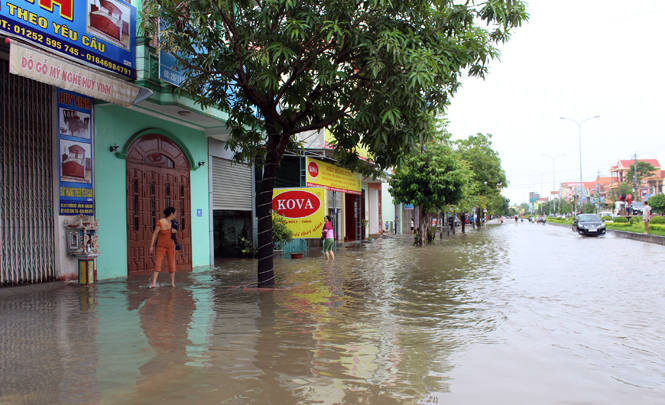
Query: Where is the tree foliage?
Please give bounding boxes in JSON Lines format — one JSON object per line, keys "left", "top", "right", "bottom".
{"left": 583, "top": 202, "right": 596, "bottom": 214}
{"left": 608, "top": 182, "right": 633, "bottom": 203}
{"left": 648, "top": 194, "right": 665, "bottom": 212}
{"left": 626, "top": 161, "right": 657, "bottom": 185}
{"left": 454, "top": 133, "right": 507, "bottom": 207}
{"left": 389, "top": 137, "right": 469, "bottom": 212}
{"left": 141, "top": 0, "right": 528, "bottom": 286}
{"left": 389, "top": 133, "right": 470, "bottom": 243}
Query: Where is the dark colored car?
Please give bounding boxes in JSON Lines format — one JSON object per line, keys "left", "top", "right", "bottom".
{"left": 628, "top": 201, "right": 645, "bottom": 215}
{"left": 572, "top": 214, "right": 606, "bottom": 236}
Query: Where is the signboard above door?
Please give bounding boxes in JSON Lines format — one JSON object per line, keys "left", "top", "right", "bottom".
{"left": 0, "top": 0, "right": 137, "bottom": 78}
{"left": 305, "top": 157, "right": 362, "bottom": 195}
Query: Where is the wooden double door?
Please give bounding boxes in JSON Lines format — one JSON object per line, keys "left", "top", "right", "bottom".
{"left": 126, "top": 135, "right": 192, "bottom": 275}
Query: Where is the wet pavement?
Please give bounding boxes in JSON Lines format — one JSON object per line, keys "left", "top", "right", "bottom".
{"left": 1, "top": 223, "right": 664, "bottom": 404}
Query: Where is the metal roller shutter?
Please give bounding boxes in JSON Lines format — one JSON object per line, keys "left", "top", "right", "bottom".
{"left": 0, "top": 60, "right": 56, "bottom": 286}
{"left": 211, "top": 157, "right": 252, "bottom": 211}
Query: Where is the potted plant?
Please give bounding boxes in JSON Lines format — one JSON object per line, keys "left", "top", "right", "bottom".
{"left": 361, "top": 218, "right": 370, "bottom": 240}
{"left": 272, "top": 215, "right": 296, "bottom": 257}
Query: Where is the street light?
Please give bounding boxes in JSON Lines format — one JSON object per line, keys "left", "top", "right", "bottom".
{"left": 542, "top": 154, "right": 565, "bottom": 215}
{"left": 560, "top": 115, "right": 600, "bottom": 212}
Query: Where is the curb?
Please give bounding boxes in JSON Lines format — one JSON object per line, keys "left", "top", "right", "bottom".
{"left": 607, "top": 229, "right": 665, "bottom": 246}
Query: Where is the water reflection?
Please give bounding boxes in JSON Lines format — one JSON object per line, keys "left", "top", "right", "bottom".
{"left": 1, "top": 224, "right": 665, "bottom": 404}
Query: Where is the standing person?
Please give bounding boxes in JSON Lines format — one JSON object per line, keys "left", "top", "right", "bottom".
{"left": 410, "top": 218, "right": 414, "bottom": 233}
{"left": 643, "top": 201, "right": 652, "bottom": 234}
{"left": 148, "top": 207, "right": 178, "bottom": 288}
{"left": 322, "top": 216, "right": 335, "bottom": 260}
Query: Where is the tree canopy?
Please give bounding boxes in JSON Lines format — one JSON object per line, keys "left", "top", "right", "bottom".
{"left": 389, "top": 135, "right": 470, "bottom": 213}
{"left": 626, "top": 161, "right": 657, "bottom": 186}
{"left": 648, "top": 194, "right": 665, "bottom": 212}
{"left": 454, "top": 133, "right": 507, "bottom": 219}
{"left": 141, "top": 0, "right": 528, "bottom": 286}
{"left": 388, "top": 133, "right": 470, "bottom": 244}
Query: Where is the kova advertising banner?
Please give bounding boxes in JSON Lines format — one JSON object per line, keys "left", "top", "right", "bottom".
{"left": 58, "top": 88, "right": 94, "bottom": 216}
{"left": 305, "top": 157, "right": 362, "bottom": 195}
{"left": 272, "top": 188, "right": 326, "bottom": 239}
{"left": 0, "top": 0, "right": 137, "bottom": 79}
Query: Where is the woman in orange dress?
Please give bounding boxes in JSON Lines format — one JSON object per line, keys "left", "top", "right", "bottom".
{"left": 148, "top": 207, "right": 177, "bottom": 288}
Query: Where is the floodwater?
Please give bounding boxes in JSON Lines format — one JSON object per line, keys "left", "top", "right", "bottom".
{"left": 1, "top": 223, "right": 665, "bottom": 405}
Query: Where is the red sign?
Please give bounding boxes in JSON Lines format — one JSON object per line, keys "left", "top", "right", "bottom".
{"left": 272, "top": 190, "right": 321, "bottom": 219}
{"left": 307, "top": 161, "right": 319, "bottom": 178}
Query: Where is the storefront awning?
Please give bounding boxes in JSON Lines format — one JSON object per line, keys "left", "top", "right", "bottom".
{"left": 8, "top": 41, "right": 152, "bottom": 108}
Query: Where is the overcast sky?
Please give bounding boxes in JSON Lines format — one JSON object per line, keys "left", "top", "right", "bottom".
{"left": 446, "top": 0, "right": 665, "bottom": 205}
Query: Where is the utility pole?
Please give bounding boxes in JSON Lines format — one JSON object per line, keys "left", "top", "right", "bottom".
{"left": 597, "top": 170, "right": 600, "bottom": 213}
{"left": 634, "top": 153, "right": 638, "bottom": 200}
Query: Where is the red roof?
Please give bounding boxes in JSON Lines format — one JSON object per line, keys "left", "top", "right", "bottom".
{"left": 618, "top": 159, "right": 660, "bottom": 169}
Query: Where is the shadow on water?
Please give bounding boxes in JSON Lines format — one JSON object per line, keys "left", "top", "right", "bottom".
{"left": 1, "top": 223, "right": 665, "bottom": 404}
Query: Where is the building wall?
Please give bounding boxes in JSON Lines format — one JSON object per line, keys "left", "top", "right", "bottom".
{"left": 94, "top": 105, "right": 210, "bottom": 280}
{"left": 381, "top": 183, "right": 395, "bottom": 233}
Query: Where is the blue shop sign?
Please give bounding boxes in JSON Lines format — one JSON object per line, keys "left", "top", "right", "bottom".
{"left": 0, "top": 0, "right": 137, "bottom": 79}
{"left": 159, "top": 48, "right": 185, "bottom": 86}
{"left": 57, "top": 88, "right": 94, "bottom": 216}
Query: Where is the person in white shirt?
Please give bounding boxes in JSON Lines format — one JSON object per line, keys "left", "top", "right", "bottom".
{"left": 643, "top": 201, "right": 652, "bottom": 234}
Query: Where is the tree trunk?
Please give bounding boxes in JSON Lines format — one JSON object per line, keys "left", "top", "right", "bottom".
{"left": 256, "top": 153, "right": 278, "bottom": 288}
{"left": 256, "top": 124, "right": 288, "bottom": 288}
{"left": 416, "top": 205, "right": 424, "bottom": 246}
{"left": 476, "top": 207, "right": 482, "bottom": 228}
{"left": 439, "top": 211, "right": 443, "bottom": 240}
{"left": 461, "top": 212, "right": 466, "bottom": 233}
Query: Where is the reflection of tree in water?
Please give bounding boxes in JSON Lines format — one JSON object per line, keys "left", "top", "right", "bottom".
{"left": 128, "top": 276, "right": 196, "bottom": 400}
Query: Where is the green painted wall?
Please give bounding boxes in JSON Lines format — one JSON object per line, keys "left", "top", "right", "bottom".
{"left": 94, "top": 105, "right": 210, "bottom": 280}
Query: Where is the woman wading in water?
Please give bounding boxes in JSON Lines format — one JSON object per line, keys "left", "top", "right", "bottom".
{"left": 148, "top": 207, "right": 178, "bottom": 288}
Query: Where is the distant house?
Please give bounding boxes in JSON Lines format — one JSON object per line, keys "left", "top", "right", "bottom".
{"left": 609, "top": 159, "right": 662, "bottom": 199}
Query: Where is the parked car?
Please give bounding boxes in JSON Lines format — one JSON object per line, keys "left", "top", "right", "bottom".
{"left": 597, "top": 211, "right": 614, "bottom": 219}
{"left": 628, "top": 202, "right": 645, "bottom": 215}
{"left": 572, "top": 214, "right": 606, "bottom": 236}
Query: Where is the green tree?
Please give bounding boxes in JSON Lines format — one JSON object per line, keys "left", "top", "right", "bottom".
{"left": 608, "top": 182, "right": 633, "bottom": 204}
{"left": 389, "top": 135, "right": 470, "bottom": 245}
{"left": 142, "top": 0, "right": 527, "bottom": 287}
{"left": 455, "top": 133, "right": 507, "bottom": 228}
{"left": 583, "top": 202, "right": 596, "bottom": 214}
{"left": 557, "top": 199, "right": 572, "bottom": 215}
{"left": 490, "top": 195, "right": 510, "bottom": 216}
{"left": 626, "top": 161, "right": 657, "bottom": 187}
{"left": 648, "top": 194, "right": 665, "bottom": 213}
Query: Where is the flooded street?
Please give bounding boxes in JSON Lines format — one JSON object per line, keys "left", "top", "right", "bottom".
{"left": 2, "top": 223, "right": 665, "bottom": 404}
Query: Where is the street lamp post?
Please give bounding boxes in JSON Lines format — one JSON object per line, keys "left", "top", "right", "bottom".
{"left": 560, "top": 115, "right": 600, "bottom": 213}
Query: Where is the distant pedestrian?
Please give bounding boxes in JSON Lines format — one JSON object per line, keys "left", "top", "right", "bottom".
{"left": 322, "top": 216, "right": 335, "bottom": 260}
{"left": 410, "top": 218, "right": 414, "bottom": 233}
{"left": 149, "top": 207, "right": 178, "bottom": 288}
{"left": 643, "top": 201, "right": 652, "bottom": 234}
